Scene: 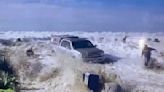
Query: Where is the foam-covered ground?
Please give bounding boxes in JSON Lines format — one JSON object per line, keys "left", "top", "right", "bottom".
{"left": 0, "top": 31, "right": 164, "bottom": 92}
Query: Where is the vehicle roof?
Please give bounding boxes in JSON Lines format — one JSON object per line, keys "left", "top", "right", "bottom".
{"left": 51, "top": 35, "right": 79, "bottom": 38}
{"left": 51, "top": 35, "right": 89, "bottom": 42}
{"left": 64, "top": 38, "right": 88, "bottom": 42}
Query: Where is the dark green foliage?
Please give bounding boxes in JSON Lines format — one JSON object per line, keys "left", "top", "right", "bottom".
{"left": 0, "top": 51, "right": 18, "bottom": 91}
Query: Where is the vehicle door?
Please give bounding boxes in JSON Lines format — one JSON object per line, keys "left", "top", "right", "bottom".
{"left": 59, "top": 40, "right": 72, "bottom": 57}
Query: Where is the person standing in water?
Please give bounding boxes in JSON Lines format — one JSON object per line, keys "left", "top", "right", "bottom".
{"left": 142, "top": 44, "right": 157, "bottom": 67}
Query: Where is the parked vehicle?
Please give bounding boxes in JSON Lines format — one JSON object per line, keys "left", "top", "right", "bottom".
{"left": 51, "top": 35, "right": 105, "bottom": 63}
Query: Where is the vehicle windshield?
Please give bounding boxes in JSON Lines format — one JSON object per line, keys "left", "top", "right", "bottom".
{"left": 72, "top": 40, "right": 94, "bottom": 49}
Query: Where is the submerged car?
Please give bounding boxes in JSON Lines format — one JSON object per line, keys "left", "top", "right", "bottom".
{"left": 51, "top": 35, "right": 105, "bottom": 63}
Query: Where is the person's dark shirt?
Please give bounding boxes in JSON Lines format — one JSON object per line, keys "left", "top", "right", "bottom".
{"left": 142, "top": 47, "right": 156, "bottom": 57}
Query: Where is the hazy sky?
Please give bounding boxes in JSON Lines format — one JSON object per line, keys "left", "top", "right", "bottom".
{"left": 0, "top": 0, "right": 164, "bottom": 32}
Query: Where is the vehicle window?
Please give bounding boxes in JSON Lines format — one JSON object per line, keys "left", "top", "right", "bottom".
{"left": 72, "top": 40, "right": 94, "bottom": 49}
{"left": 61, "top": 41, "right": 71, "bottom": 50}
